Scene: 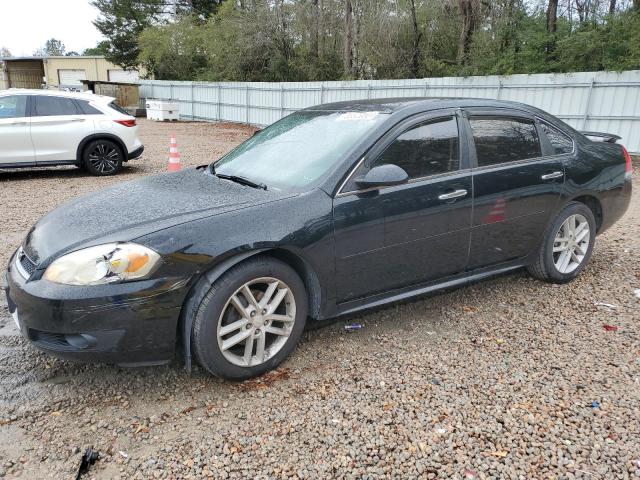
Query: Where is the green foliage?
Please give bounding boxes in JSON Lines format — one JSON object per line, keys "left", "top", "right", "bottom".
{"left": 83, "top": 41, "right": 111, "bottom": 56}
{"left": 91, "top": 0, "right": 166, "bottom": 70}
{"left": 125, "top": 0, "right": 640, "bottom": 80}
{"left": 34, "top": 38, "right": 66, "bottom": 57}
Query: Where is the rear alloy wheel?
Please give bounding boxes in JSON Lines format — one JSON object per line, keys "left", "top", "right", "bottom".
{"left": 191, "top": 257, "right": 307, "bottom": 379}
{"left": 83, "top": 139, "right": 123, "bottom": 176}
{"left": 527, "top": 202, "right": 596, "bottom": 283}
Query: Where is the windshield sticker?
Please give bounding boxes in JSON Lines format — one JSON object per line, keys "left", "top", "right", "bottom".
{"left": 337, "top": 112, "right": 380, "bottom": 121}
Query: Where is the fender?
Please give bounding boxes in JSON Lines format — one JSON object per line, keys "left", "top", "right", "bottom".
{"left": 76, "top": 133, "right": 129, "bottom": 163}
{"left": 180, "top": 250, "right": 265, "bottom": 372}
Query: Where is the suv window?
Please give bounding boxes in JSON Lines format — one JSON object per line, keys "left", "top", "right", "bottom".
{"left": 540, "top": 122, "right": 573, "bottom": 155}
{"left": 373, "top": 117, "right": 460, "bottom": 179}
{"left": 33, "top": 96, "right": 79, "bottom": 116}
{"left": 470, "top": 117, "right": 541, "bottom": 167}
{"left": 77, "top": 100, "right": 103, "bottom": 115}
{"left": 0, "top": 96, "right": 27, "bottom": 119}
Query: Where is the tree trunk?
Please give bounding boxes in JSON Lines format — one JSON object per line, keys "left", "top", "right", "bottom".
{"left": 546, "top": 0, "right": 558, "bottom": 33}
{"left": 310, "top": 0, "right": 320, "bottom": 59}
{"left": 609, "top": 0, "right": 617, "bottom": 14}
{"left": 408, "top": 0, "right": 421, "bottom": 78}
{"left": 633, "top": 0, "right": 639, "bottom": 10}
{"left": 457, "top": 0, "right": 475, "bottom": 65}
{"left": 343, "top": 0, "right": 355, "bottom": 77}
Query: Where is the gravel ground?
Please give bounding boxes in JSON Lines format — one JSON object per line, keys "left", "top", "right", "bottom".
{"left": 0, "top": 119, "right": 639, "bottom": 479}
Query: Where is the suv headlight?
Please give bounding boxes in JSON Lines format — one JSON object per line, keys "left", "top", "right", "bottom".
{"left": 43, "top": 243, "right": 161, "bottom": 286}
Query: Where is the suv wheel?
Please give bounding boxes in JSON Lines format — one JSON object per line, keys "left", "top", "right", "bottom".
{"left": 190, "top": 256, "right": 308, "bottom": 379}
{"left": 527, "top": 202, "right": 596, "bottom": 283}
{"left": 83, "top": 139, "right": 123, "bottom": 176}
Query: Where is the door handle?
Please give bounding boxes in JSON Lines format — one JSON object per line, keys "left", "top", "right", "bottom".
{"left": 9, "top": 121, "right": 28, "bottom": 125}
{"left": 541, "top": 171, "right": 563, "bottom": 180}
{"left": 438, "top": 189, "right": 468, "bottom": 201}
{"left": 70, "top": 118, "right": 86, "bottom": 122}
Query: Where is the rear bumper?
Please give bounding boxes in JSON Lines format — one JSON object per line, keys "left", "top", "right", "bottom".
{"left": 3, "top": 249, "right": 187, "bottom": 366}
{"left": 127, "top": 145, "right": 144, "bottom": 160}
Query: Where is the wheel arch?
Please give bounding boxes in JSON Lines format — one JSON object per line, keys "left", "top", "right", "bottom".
{"left": 76, "top": 133, "right": 128, "bottom": 164}
{"left": 178, "top": 247, "right": 323, "bottom": 371}
{"left": 566, "top": 193, "right": 603, "bottom": 232}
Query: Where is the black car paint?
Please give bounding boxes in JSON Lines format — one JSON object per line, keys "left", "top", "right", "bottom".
{"left": 4, "top": 98, "right": 632, "bottom": 367}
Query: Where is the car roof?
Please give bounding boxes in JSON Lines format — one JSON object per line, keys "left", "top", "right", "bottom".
{"left": 0, "top": 88, "right": 114, "bottom": 103}
{"left": 304, "top": 97, "right": 539, "bottom": 114}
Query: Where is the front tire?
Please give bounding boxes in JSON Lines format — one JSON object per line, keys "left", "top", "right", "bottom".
{"left": 82, "top": 139, "right": 123, "bottom": 176}
{"left": 527, "top": 202, "right": 596, "bottom": 283}
{"left": 191, "top": 256, "right": 308, "bottom": 380}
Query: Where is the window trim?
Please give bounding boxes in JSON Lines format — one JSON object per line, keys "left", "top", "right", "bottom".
{"left": 337, "top": 111, "right": 465, "bottom": 196}
{"left": 536, "top": 117, "right": 576, "bottom": 157}
{"left": 465, "top": 112, "right": 544, "bottom": 170}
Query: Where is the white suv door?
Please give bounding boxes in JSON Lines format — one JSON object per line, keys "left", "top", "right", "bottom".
{"left": 29, "top": 95, "right": 95, "bottom": 163}
{"left": 0, "top": 95, "right": 34, "bottom": 165}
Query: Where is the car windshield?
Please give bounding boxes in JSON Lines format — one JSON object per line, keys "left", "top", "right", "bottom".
{"left": 212, "top": 110, "right": 387, "bottom": 192}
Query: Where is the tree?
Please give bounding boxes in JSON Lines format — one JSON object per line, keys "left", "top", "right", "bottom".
{"left": 83, "top": 41, "right": 111, "bottom": 56}
{"left": 343, "top": 0, "right": 356, "bottom": 77}
{"left": 91, "top": 0, "right": 165, "bottom": 69}
{"left": 457, "top": 0, "right": 477, "bottom": 65}
{"left": 34, "top": 38, "right": 66, "bottom": 56}
{"left": 408, "top": 0, "right": 422, "bottom": 77}
{"left": 0, "top": 47, "right": 11, "bottom": 58}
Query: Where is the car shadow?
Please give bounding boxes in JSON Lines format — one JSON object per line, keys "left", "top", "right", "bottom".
{"left": 0, "top": 165, "right": 145, "bottom": 181}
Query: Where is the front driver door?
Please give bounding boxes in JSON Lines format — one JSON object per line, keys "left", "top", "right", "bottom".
{"left": 333, "top": 112, "right": 472, "bottom": 303}
{"left": 0, "top": 95, "right": 34, "bottom": 164}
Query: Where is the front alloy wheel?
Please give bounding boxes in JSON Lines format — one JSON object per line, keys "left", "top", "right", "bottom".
{"left": 217, "top": 277, "right": 296, "bottom": 367}
{"left": 190, "top": 256, "right": 307, "bottom": 379}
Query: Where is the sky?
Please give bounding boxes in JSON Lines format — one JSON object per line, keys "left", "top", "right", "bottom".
{"left": 0, "top": 0, "right": 104, "bottom": 56}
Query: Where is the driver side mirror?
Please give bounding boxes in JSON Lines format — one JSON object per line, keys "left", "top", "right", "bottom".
{"left": 355, "top": 164, "right": 409, "bottom": 189}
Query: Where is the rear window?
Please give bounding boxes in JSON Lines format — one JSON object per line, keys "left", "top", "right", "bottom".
{"left": 33, "top": 96, "right": 79, "bottom": 116}
{"left": 77, "top": 100, "right": 103, "bottom": 115}
{"left": 470, "top": 117, "right": 541, "bottom": 167}
{"left": 540, "top": 122, "right": 574, "bottom": 155}
{"left": 108, "top": 101, "right": 130, "bottom": 116}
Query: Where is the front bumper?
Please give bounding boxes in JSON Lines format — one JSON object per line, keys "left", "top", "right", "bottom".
{"left": 4, "top": 250, "right": 188, "bottom": 366}
{"left": 127, "top": 145, "right": 144, "bottom": 160}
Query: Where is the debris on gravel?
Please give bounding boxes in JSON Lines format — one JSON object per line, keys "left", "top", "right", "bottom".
{"left": 0, "top": 121, "right": 638, "bottom": 479}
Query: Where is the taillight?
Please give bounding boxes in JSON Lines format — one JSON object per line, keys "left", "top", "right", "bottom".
{"left": 622, "top": 145, "right": 632, "bottom": 178}
{"left": 114, "top": 119, "right": 136, "bottom": 127}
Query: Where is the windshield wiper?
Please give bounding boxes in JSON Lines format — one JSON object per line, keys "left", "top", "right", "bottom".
{"left": 215, "top": 173, "right": 267, "bottom": 190}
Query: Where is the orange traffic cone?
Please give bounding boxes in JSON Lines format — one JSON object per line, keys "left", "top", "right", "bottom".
{"left": 168, "top": 134, "right": 181, "bottom": 172}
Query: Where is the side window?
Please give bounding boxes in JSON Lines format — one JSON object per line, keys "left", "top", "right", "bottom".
{"left": 540, "top": 122, "right": 573, "bottom": 155}
{"left": 373, "top": 117, "right": 460, "bottom": 179}
{"left": 33, "top": 96, "right": 79, "bottom": 117}
{"left": 469, "top": 117, "right": 541, "bottom": 167}
{"left": 77, "top": 100, "right": 103, "bottom": 115}
{"left": 0, "top": 96, "right": 27, "bottom": 119}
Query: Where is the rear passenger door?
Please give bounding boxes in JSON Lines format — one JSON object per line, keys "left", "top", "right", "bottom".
{"left": 29, "top": 95, "right": 95, "bottom": 163}
{"left": 464, "top": 110, "right": 565, "bottom": 269}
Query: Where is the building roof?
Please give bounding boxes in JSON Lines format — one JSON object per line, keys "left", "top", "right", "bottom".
{"left": 0, "top": 56, "right": 107, "bottom": 62}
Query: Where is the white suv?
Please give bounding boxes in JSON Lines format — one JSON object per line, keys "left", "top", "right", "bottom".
{"left": 0, "top": 89, "right": 144, "bottom": 176}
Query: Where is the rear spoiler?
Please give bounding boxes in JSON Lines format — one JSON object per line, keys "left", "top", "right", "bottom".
{"left": 581, "top": 131, "right": 622, "bottom": 143}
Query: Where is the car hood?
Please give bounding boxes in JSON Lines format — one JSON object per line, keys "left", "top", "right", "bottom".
{"left": 23, "top": 168, "right": 292, "bottom": 265}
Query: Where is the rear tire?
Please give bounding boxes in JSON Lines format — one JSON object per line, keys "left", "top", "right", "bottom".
{"left": 527, "top": 202, "right": 596, "bottom": 283}
{"left": 82, "top": 139, "right": 123, "bottom": 176}
{"left": 191, "top": 256, "right": 308, "bottom": 380}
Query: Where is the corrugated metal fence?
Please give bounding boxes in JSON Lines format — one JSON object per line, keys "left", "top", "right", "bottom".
{"left": 138, "top": 70, "right": 640, "bottom": 152}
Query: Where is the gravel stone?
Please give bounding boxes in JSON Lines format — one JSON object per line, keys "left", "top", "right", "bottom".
{"left": 0, "top": 120, "right": 638, "bottom": 479}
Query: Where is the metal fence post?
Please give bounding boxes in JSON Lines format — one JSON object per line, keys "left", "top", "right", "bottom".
{"left": 496, "top": 80, "right": 503, "bottom": 100}
{"left": 423, "top": 81, "right": 428, "bottom": 97}
{"left": 320, "top": 84, "right": 325, "bottom": 104}
{"left": 278, "top": 84, "right": 284, "bottom": 119}
{"left": 190, "top": 83, "right": 195, "bottom": 119}
{"left": 245, "top": 85, "right": 250, "bottom": 124}
{"left": 217, "top": 84, "right": 221, "bottom": 121}
{"left": 367, "top": 84, "right": 372, "bottom": 99}
{"left": 582, "top": 78, "right": 595, "bottom": 129}
{"left": 170, "top": 83, "right": 173, "bottom": 101}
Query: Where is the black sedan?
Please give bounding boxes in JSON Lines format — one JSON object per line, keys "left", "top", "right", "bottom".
{"left": 4, "top": 98, "right": 633, "bottom": 379}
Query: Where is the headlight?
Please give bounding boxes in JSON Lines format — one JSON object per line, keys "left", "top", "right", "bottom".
{"left": 43, "top": 243, "right": 161, "bottom": 285}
